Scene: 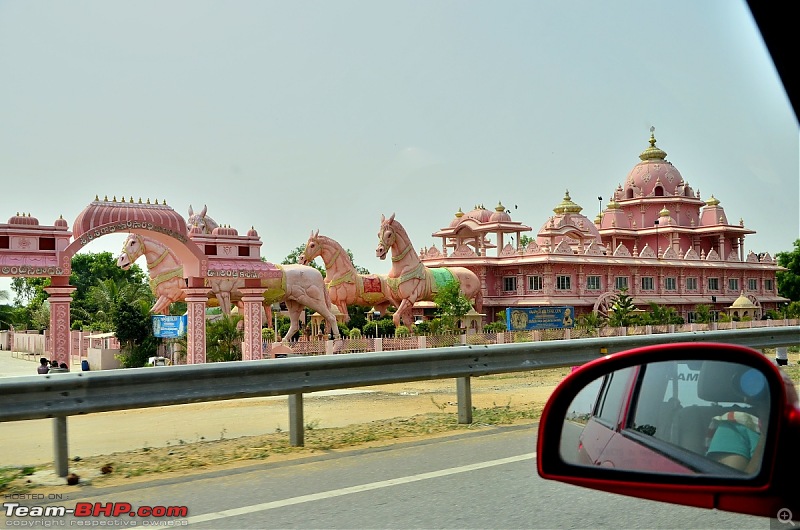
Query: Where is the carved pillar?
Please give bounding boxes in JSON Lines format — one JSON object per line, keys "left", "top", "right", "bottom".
{"left": 239, "top": 287, "right": 266, "bottom": 361}
{"left": 183, "top": 287, "right": 209, "bottom": 364}
{"left": 44, "top": 284, "right": 76, "bottom": 366}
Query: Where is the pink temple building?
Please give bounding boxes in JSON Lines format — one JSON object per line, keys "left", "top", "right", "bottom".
{"left": 419, "top": 131, "right": 787, "bottom": 324}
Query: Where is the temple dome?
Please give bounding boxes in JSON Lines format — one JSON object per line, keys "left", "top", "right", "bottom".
{"left": 489, "top": 202, "right": 512, "bottom": 223}
{"left": 212, "top": 225, "right": 239, "bottom": 236}
{"left": 8, "top": 213, "right": 39, "bottom": 225}
{"left": 464, "top": 204, "right": 493, "bottom": 223}
{"left": 536, "top": 191, "right": 602, "bottom": 247}
{"left": 449, "top": 208, "right": 465, "bottom": 227}
{"left": 621, "top": 129, "right": 689, "bottom": 200}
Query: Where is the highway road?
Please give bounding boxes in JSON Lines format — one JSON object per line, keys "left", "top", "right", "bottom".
{"left": 3, "top": 425, "right": 767, "bottom": 529}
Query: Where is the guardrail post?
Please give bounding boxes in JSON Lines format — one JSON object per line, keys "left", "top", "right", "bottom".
{"left": 456, "top": 377, "right": 472, "bottom": 424}
{"left": 288, "top": 393, "right": 304, "bottom": 446}
{"left": 53, "top": 416, "right": 68, "bottom": 477}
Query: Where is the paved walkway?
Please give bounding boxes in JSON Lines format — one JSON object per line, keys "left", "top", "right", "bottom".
{"left": 0, "top": 350, "right": 67, "bottom": 378}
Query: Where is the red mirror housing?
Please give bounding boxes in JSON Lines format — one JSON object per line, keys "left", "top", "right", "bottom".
{"left": 537, "top": 342, "right": 800, "bottom": 518}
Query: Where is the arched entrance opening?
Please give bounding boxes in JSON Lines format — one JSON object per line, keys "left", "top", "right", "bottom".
{"left": 1, "top": 197, "right": 271, "bottom": 366}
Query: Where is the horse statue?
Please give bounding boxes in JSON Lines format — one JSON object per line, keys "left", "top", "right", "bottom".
{"left": 299, "top": 230, "right": 393, "bottom": 321}
{"left": 187, "top": 204, "right": 219, "bottom": 234}
{"left": 116, "top": 233, "right": 342, "bottom": 341}
{"left": 117, "top": 233, "right": 187, "bottom": 315}
{"left": 376, "top": 213, "right": 483, "bottom": 329}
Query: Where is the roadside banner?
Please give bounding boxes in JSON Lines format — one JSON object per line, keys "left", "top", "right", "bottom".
{"left": 506, "top": 306, "right": 575, "bottom": 330}
{"left": 152, "top": 315, "right": 187, "bottom": 338}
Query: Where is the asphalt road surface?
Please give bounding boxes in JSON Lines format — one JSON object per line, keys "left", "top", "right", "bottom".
{"left": 2, "top": 426, "right": 767, "bottom": 529}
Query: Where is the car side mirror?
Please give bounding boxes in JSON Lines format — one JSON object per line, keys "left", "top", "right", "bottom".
{"left": 537, "top": 342, "right": 800, "bottom": 519}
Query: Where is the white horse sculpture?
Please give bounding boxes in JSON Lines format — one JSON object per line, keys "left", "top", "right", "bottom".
{"left": 116, "top": 233, "right": 342, "bottom": 341}
{"left": 300, "top": 230, "right": 393, "bottom": 321}
{"left": 376, "top": 213, "right": 483, "bottom": 329}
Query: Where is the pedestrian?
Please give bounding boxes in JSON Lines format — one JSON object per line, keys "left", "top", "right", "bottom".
{"left": 59, "top": 362, "right": 69, "bottom": 371}
{"left": 37, "top": 357, "right": 49, "bottom": 374}
{"left": 50, "top": 359, "right": 59, "bottom": 369}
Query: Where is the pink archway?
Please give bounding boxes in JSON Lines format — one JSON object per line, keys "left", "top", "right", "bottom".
{"left": 0, "top": 196, "right": 271, "bottom": 365}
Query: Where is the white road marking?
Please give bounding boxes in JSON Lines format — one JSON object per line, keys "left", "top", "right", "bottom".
{"left": 186, "top": 452, "right": 536, "bottom": 524}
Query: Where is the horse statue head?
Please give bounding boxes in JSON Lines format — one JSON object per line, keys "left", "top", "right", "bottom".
{"left": 375, "top": 213, "right": 397, "bottom": 260}
{"left": 116, "top": 233, "right": 146, "bottom": 270}
{"left": 116, "top": 233, "right": 186, "bottom": 315}
{"left": 300, "top": 229, "right": 323, "bottom": 266}
{"left": 187, "top": 204, "right": 219, "bottom": 234}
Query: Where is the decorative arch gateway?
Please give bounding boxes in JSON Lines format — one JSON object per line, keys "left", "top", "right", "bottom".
{"left": 0, "top": 196, "right": 279, "bottom": 365}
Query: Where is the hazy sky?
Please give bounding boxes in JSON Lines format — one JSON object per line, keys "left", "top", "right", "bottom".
{"left": 1, "top": 1, "right": 797, "bottom": 295}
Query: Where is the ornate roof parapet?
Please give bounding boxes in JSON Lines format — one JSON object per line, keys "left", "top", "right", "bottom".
{"left": 583, "top": 242, "right": 606, "bottom": 256}
{"left": 639, "top": 244, "right": 657, "bottom": 259}
{"left": 525, "top": 240, "right": 541, "bottom": 254}
{"left": 684, "top": 248, "right": 700, "bottom": 260}
{"left": 613, "top": 243, "right": 631, "bottom": 257}
{"left": 661, "top": 247, "right": 678, "bottom": 259}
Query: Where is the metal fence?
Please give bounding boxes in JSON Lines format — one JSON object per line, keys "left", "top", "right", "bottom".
{"left": 2, "top": 326, "right": 798, "bottom": 477}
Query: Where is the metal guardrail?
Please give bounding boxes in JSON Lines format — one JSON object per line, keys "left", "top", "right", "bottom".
{"left": 1, "top": 327, "right": 798, "bottom": 476}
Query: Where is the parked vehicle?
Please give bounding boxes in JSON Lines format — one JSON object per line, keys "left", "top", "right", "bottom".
{"left": 537, "top": 342, "right": 799, "bottom": 519}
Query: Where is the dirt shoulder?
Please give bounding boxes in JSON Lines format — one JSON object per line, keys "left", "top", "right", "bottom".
{"left": 3, "top": 368, "right": 568, "bottom": 494}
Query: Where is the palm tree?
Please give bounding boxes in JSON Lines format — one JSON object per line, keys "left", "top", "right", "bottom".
{"left": 206, "top": 314, "right": 244, "bottom": 362}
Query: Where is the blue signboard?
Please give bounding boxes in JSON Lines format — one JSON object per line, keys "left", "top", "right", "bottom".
{"left": 152, "top": 315, "right": 187, "bottom": 338}
{"left": 506, "top": 306, "right": 575, "bottom": 331}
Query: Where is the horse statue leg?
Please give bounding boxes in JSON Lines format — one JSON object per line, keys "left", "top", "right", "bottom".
{"left": 283, "top": 300, "right": 304, "bottom": 342}
{"left": 393, "top": 298, "right": 416, "bottom": 330}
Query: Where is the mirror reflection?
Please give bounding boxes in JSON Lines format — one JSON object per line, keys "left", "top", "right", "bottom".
{"left": 560, "top": 360, "right": 770, "bottom": 476}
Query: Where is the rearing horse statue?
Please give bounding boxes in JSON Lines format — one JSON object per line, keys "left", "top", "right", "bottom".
{"left": 376, "top": 213, "right": 482, "bottom": 329}
{"left": 117, "top": 233, "right": 342, "bottom": 342}
{"left": 300, "top": 230, "right": 393, "bottom": 321}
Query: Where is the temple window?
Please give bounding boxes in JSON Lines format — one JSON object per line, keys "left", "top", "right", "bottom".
{"left": 641, "top": 277, "right": 655, "bottom": 291}
{"left": 556, "top": 275, "right": 571, "bottom": 290}
{"left": 708, "top": 278, "right": 719, "bottom": 291}
{"left": 528, "top": 275, "right": 543, "bottom": 291}
{"left": 665, "top": 277, "right": 677, "bottom": 291}
{"left": 615, "top": 276, "right": 629, "bottom": 290}
{"left": 748, "top": 278, "right": 758, "bottom": 291}
{"left": 764, "top": 279, "right": 774, "bottom": 291}
{"left": 728, "top": 278, "right": 739, "bottom": 291}
{"left": 503, "top": 276, "right": 517, "bottom": 292}
{"left": 586, "top": 275, "right": 601, "bottom": 290}
{"left": 654, "top": 186, "right": 664, "bottom": 197}
{"left": 686, "top": 277, "right": 698, "bottom": 291}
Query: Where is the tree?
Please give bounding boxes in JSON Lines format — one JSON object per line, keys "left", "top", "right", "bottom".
{"left": 282, "top": 244, "right": 324, "bottom": 275}
{"left": 70, "top": 252, "right": 150, "bottom": 328}
{"left": 9, "top": 252, "right": 150, "bottom": 331}
{"left": 433, "top": 281, "right": 473, "bottom": 333}
{"left": 206, "top": 314, "right": 244, "bottom": 362}
{"left": 577, "top": 311, "right": 607, "bottom": 333}
{"left": 84, "top": 278, "right": 154, "bottom": 331}
{"left": 607, "top": 288, "right": 638, "bottom": 327}
{"left": 693, "top": 304, "right": 714, "bottom": 324}
{"left": 113, "top": 297, "right": 160, "bottom": 368}
{"left": 640, "top": 302, "right": 684, "bottom": 325}
{"left": 777, "top": 239, "right": 800, "bottom": 301}
{"left": 519, "top": 234, "right": 535, "bottom": 249}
